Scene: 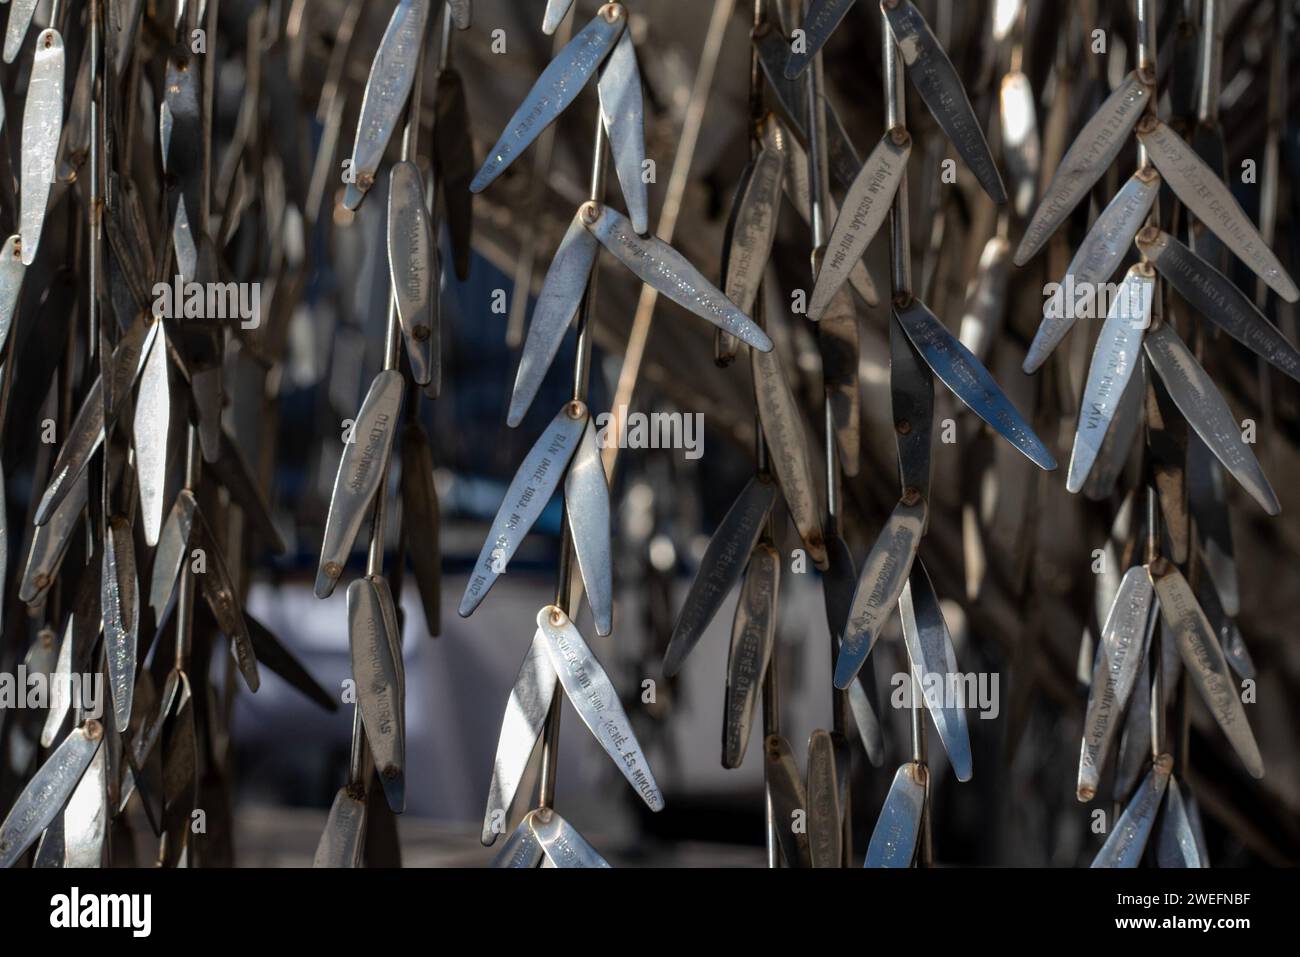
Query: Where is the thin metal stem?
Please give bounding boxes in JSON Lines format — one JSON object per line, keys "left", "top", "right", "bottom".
{"left": 348, "top": 10, "right": 432, "bottom": 786}
{"left": 1196, "top": 0, "right": 1222, "bottom": 125}
{"left": 762, "top": 646, "right": 781, "bottom": 867}
{"left": 884, "top": 4, "right": 928, "bottom": 866}
{"left": 174, "top": 429, "right": 201, "bottom": 670}
{"left": 805, "top": 2, "right": 849, "bottom": 863}
{"left": 540, "top": 110, "right": 609, "bottom": 812}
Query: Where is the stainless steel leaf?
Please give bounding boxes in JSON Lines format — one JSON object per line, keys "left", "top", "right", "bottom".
{"left": 564, "top": 420, "right": 613, "bottom": 636}
{"left": 192, "top": 508, "right": 261, "bottom": 693}
{"left": 764, "top": 734, "right": 810, "bottom": 868}
{"left": 315, "top": 369, "right": 405, "bottom": 597}
{"left": 585, "top": 203, "right": 772, "bottom": 351}
{"left": 663, "top": 475, "right": 776, "bottom": 676}
{"left": 723, "top": 120, "right": 786, "bottom": 318}
{"left": 1090, "top": 756, "right": 1172, "bottom": 867}
{"left": 722, "top": 542, "right": 779, "bottom": 769}
{"left": 1138, "top": 118, "right": 1298, "bottom": 302}
{"left": 597, "top": 28, "right": 649, "bottom": 235}
{"left": 134, "top": 325, "right": 171, "bottom": 547}
{"left": 864, "top": 762, "right": 926, "bottom": 867}
{"left": 1015, "top": 70, "right": 1152, "bottom": 265}
{"left": 0, "top": 235, "right": 24, "bottom": 357}
{"left": 313, "top": 787, "right": 367, "bottom": 868}
{"left": 537, "top": 606, "right": 663, "bottom": 811}
{"left": 1143, "top": 323, "right": 1279, "bottom": 515}
{"left": 957, "top": 236, "right": 1011, "bottom": 364}
{"left": 751, "top": 343, "right": 826, "bottom": 567}
{"left": 808, "top": 130, "right": 909, "bottom": 321}
{"left": 102, "top": 517, "right": 139, "bottom": 734}
{"left": 34, "top": 317, "right": 158, "bottom": 526}
{"left": 1067, "top": 265, "right": 1152, "bottom": 493}
{"left": 491, "top": 816, "right": 545, "bottom": 868}
{"left": 899, "top": 559, "right": 973, "bottom": 782}
{"left": 1155, "top": 777, "right": 1205, "bottom": 868}
{"left": 1150, "top": 562, "right": 1263, "bottom": 778}
{"left": 999, "top": 71, "right": 1040, "bottom": 219}
{"left": 344, "top": 0, "right": 431, "bottom": 209}
{"left": 62, "top": 740, "right": 107, "bottom": 867}
{"left": 542, "top": 0, "right": 576, "bottom": 35}
{"left": 460, "top": 401, "right": 587, "bottom": 616}
{"left": 387, "top": 161, "right": 436, "bottom": 385}
{"left": 481, "top": 632, "right": 557, "bottom": 846}
{"left": 1077, "top": 566, "right": 1155, "bottom": 801}
{"left": 885, "top": 0, "right": 1005, "bottom": 204}
{"left": 782, "top": 133, "right": 880, "bottom": 305}
{"left": 1140, "top": 228, "right": 1300, "bottom": 382}
{"left": 472, "top": 6, "right": 625, "bottom": 192}
{"left": 0, "top": 721, "right": 103, "bottom": 869}
{"left": 348, "top": 577, "right": 406, "bottom": 812}
{"left": 508, "top": 212, "right": 599, "bottom": 427}
{"left": 3, "top": 0, "right": 39, "bottom": 63}
{"left": 1024, "top": 170, "right": 1159, "bottom": 373}
{"left": 784, "top": 0, "right": 857, "bottom": 79}
{"left": 896, "top": 296, "right": 1056, "bottom": 470}
{"left": 835, "top": 494, "right": 926, "bottom": 689}
{"left": 19, "top": 30, "right": 65, "bottom": 264}
{"left": 528, "top": 808, "right": 611, "bottom": 867}
{"left": 806, "top": 729, "right": 841, "bottom": 867}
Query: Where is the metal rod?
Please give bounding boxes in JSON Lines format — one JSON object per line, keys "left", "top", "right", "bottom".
{"left": 747, "top": 0, "right": 783, "bottom": 867}
{"left": 365, "top": 20, "right": 428, "bottom": 579}
{"left": 884, "top": 2, "right": 928, "bottom": 866}
{"left": 173, "top": 429, "right": 201, "bottom": 670}
{"left": 347, "top": 10, "right": 432, "bottom": 786}
{"left": 762, "top": 643, "right": 781, "bottom": 867}
{"left": 539, "top": 109, "right": 609, "bottom": 812}
{"left": 805, "top": 1, "right": 849, "bottom": 864}
{"left": 1196, "top": 0, "right": 1222, "bottom": 125}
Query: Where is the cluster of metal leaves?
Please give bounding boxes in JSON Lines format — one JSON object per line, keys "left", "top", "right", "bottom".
{"left": 1001, "top": 0, "right": 1294, "bottom": 868}
{"left": 313, "top": 0, "right": 479, "bottom": 863}
{"left": 0, "top": 0, "right": 350, "bottom": 869}
{"left": 649, "top": 0, "right": 1058, "bottom": 868}
{"left": 632, "top": 0, "right": 1297, "bottom": 868}
{"left": 2, "top": 0, "right": 1295, "bottom": 871}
